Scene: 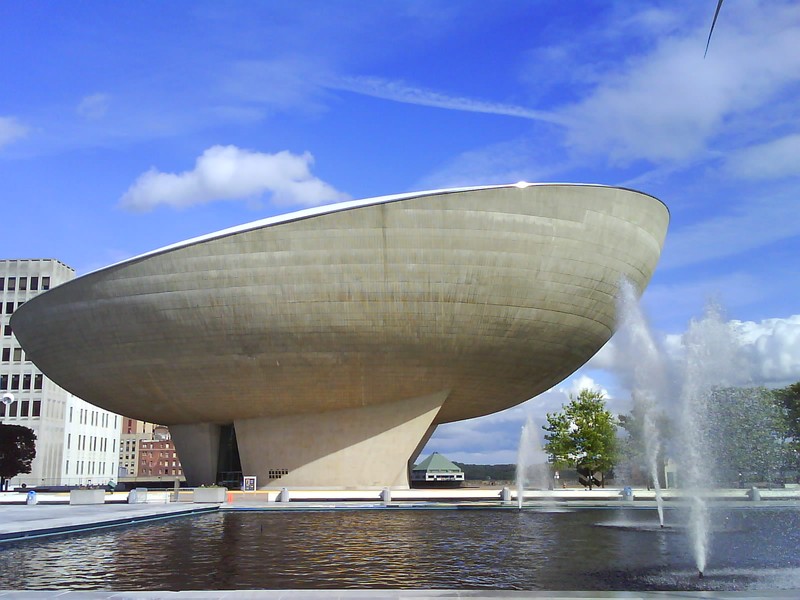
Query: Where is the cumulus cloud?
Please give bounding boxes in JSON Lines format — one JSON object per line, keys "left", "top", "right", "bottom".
{"left": 77, "top": 93, "right": 110, "bottom": 119}
{"left": 734, "top": 315, "right": 800, "bottom": 385}
{"left": 427, "top": 313, "right": 800, "bottom": 463}
{"left": 725, "top": 133, "right": 800, "bottom": 180}
{"left": 119, "top": 145, "right": 349, "bottom": 212}
{"left": 425, "top": 373, "right": 613, "bottom": 464}
{"left": 560, "top": 3, "right": 800, "bottom": 164}
{"left": 0, "top": 116, "right": 28, "bottom": 149}
{"left": 610, "top": 313, "right": 800, "bottom": 390}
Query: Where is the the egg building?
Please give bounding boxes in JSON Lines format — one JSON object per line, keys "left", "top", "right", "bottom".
{"left": 10, "top": 183, "right": 669, "bottom": 489}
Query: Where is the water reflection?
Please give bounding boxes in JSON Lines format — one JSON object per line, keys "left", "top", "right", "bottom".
{"left": 0, "top": 507, "right": 798, "bottom": 591}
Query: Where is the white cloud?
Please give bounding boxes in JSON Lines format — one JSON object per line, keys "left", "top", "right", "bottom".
{"left": 424, "top": 373, "right": 614, "bottom": 463}
{"left": 331, "top": 75, "right": 568, "bottom": 125}
{"left": 725, "top": 133, "right": 800, "bottom": 180}
{"left": 119, "top": 145, "right": 349, "bottom": 212}
{"left": 658, "top": 193, "right": 800, "bottom": 270}
{"left": 77, "top": 93, "right": 110, "bottom": 119}
{"left": 734, "top": 315, "right": 800, "bottom": 385}
{"left": 560, "top": 3, "right": 800, "bottom": 164}
{"left": 557, "top": 374, "right": 609, "bottom": 400}
{"left": 0, "top": 116, "right": 28, "bottom": 149}
{"left": 418, "top": 138, "right": 565, "bottom": 190}
{"left": 607, "top": 312, "right": 800, "bottom": 392}
{"left": 224, "top": 58, "right": 331, "bottom": 114}
{"left": 429, "top": 310, "right": 800, "bottom": 465}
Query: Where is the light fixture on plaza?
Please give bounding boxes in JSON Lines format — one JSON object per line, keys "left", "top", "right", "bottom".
{"left": 1, "top": 392, "right": 15, "bottom": 422}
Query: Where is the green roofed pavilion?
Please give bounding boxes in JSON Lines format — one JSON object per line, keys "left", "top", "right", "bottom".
{"left": 411, "top": 452, "right": 465, "bottom": 486}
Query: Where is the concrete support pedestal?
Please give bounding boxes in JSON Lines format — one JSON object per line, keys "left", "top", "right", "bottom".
{"left": 235, "top": 390, "right": 448, "bottom": 489}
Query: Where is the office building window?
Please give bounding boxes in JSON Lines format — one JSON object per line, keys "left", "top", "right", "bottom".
{"left": 13, "top": 348, "right": 22, "bottom": 362}
{"left": 32, "top": 400, "right": 40, "bottom": 417}
{"left": 5, "top": 302, "right": 13, "bottom": 315}
{"left": 22, "top": 374, "right": 31, "bottom": 390}
{"left": 0, "top": 374, "right": 7, "bottom": 390}
{"left": 42, "top": 277, "right": 50, "bottom": 290}
{"left": 20, "top": 401, "right": 29, "bottom": 417}
{"left": 1, "top": 348, "right": 9, "bottom": 361}
{"left": 34, "top": 374, "right": 42, "bottom": 390}
{"left": 3, "top": 324, "right": 11, "bottom": 336}
{"left": 0, "top": 277, "right": 4, "bottom": 291}
{"left": 65, "top": 460, "right": 69, "bottom": 474}
{"left": 18, "top": 277, "right": 27, "bottom": 291}
{"left": 11, "top": 374, "right": 19, "bottom": 390}
{"left": 30, "top": 277, "right": 38, "bottom": 291}
{"left": 7, "top": 278, "right": 15, "bottom": 291}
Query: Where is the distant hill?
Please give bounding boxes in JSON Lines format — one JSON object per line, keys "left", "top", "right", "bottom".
{"left": 453, "top": 462, "right": 516, "bottom": 482}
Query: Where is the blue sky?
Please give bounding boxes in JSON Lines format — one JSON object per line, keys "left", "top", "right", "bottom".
{"left": 2, "top": 1, "right": 799, "bottom": 463}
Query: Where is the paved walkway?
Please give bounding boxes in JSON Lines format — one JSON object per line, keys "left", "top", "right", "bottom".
{"left": 0, "top": 500, "right": 218, "bottom": 542}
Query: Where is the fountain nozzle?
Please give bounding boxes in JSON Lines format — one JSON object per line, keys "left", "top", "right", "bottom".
{"left": 698, "top": 571, "right": 704, "bottom": 579}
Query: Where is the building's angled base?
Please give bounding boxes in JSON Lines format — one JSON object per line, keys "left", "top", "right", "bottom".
{"left": 234, "top": 390, "right": 449, "bottom": 489}
{"left": 169, "top": 391, "right": 449, "bottom": 489}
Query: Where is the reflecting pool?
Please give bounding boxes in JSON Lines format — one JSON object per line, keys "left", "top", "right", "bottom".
{"left": 1, "top": 506, "right": 799, "bottom": 591}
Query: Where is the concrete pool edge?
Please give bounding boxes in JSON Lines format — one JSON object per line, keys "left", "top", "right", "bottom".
{"left": 1, "top": 589, "right": 800, "bottom": 599}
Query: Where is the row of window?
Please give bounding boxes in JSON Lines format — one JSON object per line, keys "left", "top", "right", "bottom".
{"left": 268, "top": 469, "right": 289, "bottom": 479}
{"left": 4, "top": 301, "right": 25, "bottom": 315}
{"left": 140, "top": 468, "right": 182, "bottom": 476}
{"left": 2, "top": 347, "right": 30, "bottom": 362}
{"left": 0, "top": 399, "right": 42, "bottom": 418}
{"left": 68, "top": 406, "right": 117, "bottom": 428}
{"left": 0, "top": 373, "right": 44, "bottom": 391}
{"left": 65, "top": 459, "right": 112, "bottom": 476}
{"left": 67, "top": 433, "right": 116, "bottom": 453}
{"left": 0, "top": 276, "right": 50, "bottom": 292}
{"left": 143, "top": 460, "right": 180, "bottom": 468}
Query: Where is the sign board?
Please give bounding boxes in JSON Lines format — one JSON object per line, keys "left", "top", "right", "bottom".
{"left": 243, "top": 476, "right": 257, "bottom": 492}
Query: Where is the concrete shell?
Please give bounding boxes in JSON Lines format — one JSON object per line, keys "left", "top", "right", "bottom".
{"left": 11, "top": 183, "right": 668, "bottom": 488}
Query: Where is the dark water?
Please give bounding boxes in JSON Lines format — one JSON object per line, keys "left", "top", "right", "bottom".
{"left": 1, "top": 506, "right": 799, "bottom": 591}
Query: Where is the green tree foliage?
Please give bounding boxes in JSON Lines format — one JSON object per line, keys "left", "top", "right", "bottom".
{"left": 618, "top": 402, "right": 670, "bottom": 487}
{"left": 454, "top": 463, "right": 516, "bottom": 482}
{"left": 704, "top": 387, "right": 788, "bottom": 485}
{"left": 774, "top": 382, "right": 800, "bottom": 477}
{"left": 542, "top": 389, "right": 617, "bottom": 489}
{"left": 0, "top": 424, "right": 37, "bottom": 490}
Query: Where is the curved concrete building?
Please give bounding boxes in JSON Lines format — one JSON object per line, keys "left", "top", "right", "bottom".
{"left": 11, "top": 183, "right": 668, "bottom": 489}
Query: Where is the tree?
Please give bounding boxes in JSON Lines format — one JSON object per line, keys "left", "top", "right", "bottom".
{"left": 703, "top": 386, "right": 788, "bottom": 486}
{"left": 0, "top": 424, "right": 37, "bottom": 491}
{"left": 774, "top": 382, "right": 800, "bottom": 479}
{"left": 543, "top": 389, "right": 617, "bottom": 489}
{"left": 618, "top": 401, "right": 671, "bottom": 488}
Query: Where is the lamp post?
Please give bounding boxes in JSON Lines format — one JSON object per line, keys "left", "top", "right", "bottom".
{"left": 1, "top": 392, "right": 15, "bottom": 423}
{"left": 1, "top": 393, "right": 16, "bottom": 490}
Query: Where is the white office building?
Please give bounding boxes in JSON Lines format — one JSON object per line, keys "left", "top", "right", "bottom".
{"left": 1, "top": 259, "right": 121, "bottom": 488}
